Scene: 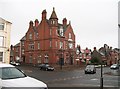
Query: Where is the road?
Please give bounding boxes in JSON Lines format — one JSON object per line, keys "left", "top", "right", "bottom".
{"left": 16, "top": 65, "right": 120, "bottom": 88}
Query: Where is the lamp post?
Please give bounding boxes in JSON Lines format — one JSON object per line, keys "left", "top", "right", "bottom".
{"left": 100, "top": 61, "right": 103, "bottom": 89}
{"left": 100, "top": 44, "right": 108, "bottom": 89}
{"left": 59, "top": 30, "right": 64, "bottom": 70}
{"left": 59, "top": 49, "right": 64, "bottom": 70}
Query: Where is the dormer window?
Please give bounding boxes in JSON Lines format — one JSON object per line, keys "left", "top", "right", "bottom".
{"left": 60, "top": 27, "right": 63, "bottom": 36}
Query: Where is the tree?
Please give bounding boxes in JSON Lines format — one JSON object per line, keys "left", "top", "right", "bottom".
{"left": 90, "top": 57, "right": 100, "bottom": 64}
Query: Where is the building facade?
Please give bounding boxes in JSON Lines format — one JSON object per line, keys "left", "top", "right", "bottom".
{"left": 13, "top": 8, "right": 76, "bottom": 65}
{"left": 118, "top": 1, "right": 120, "bottom": 49}
{"left": 0, "top": 17, "right": 12, "bottom": 63}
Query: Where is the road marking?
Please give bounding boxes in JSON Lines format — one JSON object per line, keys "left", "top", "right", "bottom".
{"left": 46, "top": 76, "right": 82, "bottom": 83}
{"left": 23, "top": 70, "right": 32, "bottom": 73}
{"left": 91, "top": 78, "right": 98, "bottom": 80}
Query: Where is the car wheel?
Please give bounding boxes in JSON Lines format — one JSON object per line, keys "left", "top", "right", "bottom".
{"left": 93, "top": 70, "right": 96, "bottom": 74}
{"left": 46, "top": 68, "right": 48, "bottom": 71}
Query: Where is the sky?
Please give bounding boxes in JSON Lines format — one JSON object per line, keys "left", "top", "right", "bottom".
{"left": 0, "top": 0, "right": 119, "bottom": 49}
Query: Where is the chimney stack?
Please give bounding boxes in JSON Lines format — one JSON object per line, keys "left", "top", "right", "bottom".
{"left": 29, "top": 21, "right": 33, "bottom": 28}
{"left": 42, "top": 9, "right": 47, "bottom": 20}
{"left": 63, "top": 18, "right": 67, "bottom": 26}
{"left": 35, "top": 19, "right": 39, "bottom": 27}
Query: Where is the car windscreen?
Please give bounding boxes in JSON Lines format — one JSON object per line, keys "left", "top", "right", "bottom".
{"left": 0, "top": 67, "right": 26, "bottom": 80}
{"left": 86, "top": 65, "right": 94, "bottom": 68}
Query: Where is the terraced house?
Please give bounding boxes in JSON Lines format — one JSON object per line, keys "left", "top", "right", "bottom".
{"left": 12, "top": 8, "right": 76, "bottom": 65}
{"left": 0, "top": 18, "right": 12, "bottom": 63}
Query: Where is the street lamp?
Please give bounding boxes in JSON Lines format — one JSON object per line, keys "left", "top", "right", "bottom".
{"left": 100, "top": 61, "right": 103, "bottom": 89}
{"left": 100, "top": 44, "right": 108, "bottom": 89}
{"left": 59, "top": 49, "right": 64, "bottom": 70}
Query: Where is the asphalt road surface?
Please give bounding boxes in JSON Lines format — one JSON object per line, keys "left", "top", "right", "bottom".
{"left": 16, "top": 65, "right": 120, "bottom": 88}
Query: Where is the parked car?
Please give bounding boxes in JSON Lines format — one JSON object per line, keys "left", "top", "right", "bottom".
{"left": 84, "top": 65, "right": 96, "bottom": 74}
{"left": 10, "top": 61, "right": 20, "bottom": 66}
{"left": 39, "top": 64, "right": 54, "bottom": 71}
{"left": 110, "top": 64, "right": 119, "bottom": 69}
{"left": 0, "top": 63, "right": 48, "bottom": 88}
{"left": 38, "top": 64, "right": 46, "bottom": 68}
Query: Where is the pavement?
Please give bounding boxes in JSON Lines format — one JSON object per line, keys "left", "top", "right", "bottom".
{"left": 20, "top": 63, "right": 85, "bottom": 71}
{"left": 52, "top": 64, "right": 85, "bottom": 71}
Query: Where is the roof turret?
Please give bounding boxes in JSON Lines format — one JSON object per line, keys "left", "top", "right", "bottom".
{"left": 50, "top": 7, "right": 58, "bottom": 20}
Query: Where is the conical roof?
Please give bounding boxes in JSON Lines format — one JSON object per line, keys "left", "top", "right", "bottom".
{"left": 50, "top": 7, "right": 58, "bottom": 19}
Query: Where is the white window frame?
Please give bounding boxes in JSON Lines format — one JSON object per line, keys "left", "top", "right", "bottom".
{"left": 69, "top": 43, "right": 73, "bottom": 49}
{"left": 21, "top": 41, "right": 24, "bottom": 46}
{"left": 0, "top": 36, "right": 4, "bottom": 47}
{"left": 0, "top": 23, "right": 4, "bottom": 30}
{"left": 69, "top": 33, "right": 72, "bottom": 39}
{"left": 29, "top": 33, "right": 32, "bottom": 40}
{"left": 60, "top": 42, "right": 63, "bottom": 49}
{"left": 22, "top": 49, "right": 24, "bottom": 55}
{"left": 38, "top": 42, "right": 40, "bottom": 49}
{"left": 28, "top": 42, "right": 34, "bottom": 50}
{"left": 0, "top": 52, "right": 3, "bottom": 62}
{"left": 60, "top": 27, "right": 63, "bottom": 36}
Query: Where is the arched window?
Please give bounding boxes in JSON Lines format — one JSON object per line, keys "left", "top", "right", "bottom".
{"left": 29, "top": 33, "right": 32, "bottom": 40}
{"left": 69, "top": 33, "right": 72, "bottom": 39}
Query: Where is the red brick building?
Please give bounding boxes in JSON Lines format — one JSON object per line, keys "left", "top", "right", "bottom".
{"left": 13, "top": 8, "right": 76, "bottom": 65}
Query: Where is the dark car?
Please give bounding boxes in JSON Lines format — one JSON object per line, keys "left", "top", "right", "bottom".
{"left": 39, "top": 64, "right": 54, "bottom": 71}
{"left": 110, "top": 64, "right": 119, "bottom": 69}
{"left": 84, "top": 65, "right": 96, "bottom": 74}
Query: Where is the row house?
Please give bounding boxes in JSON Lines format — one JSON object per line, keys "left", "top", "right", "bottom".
{"left": 0, "top": 18, "right": 12, "bottom": 63}
{"left": 99, "top": 44, "right": 119, "bottom": 65}
{"left": 76, "top": 44, "right": 119, "bottom": 66}
{"left": 76, "top": 45, "right": 91, "bottom": 65}
{"left": 13, "top": 8, "right": 76, "bottom": 65}
{"left": 10, "top": 43, "right": 21, "bottom": 62}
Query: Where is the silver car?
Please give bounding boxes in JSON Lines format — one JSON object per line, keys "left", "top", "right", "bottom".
{"left": 85, "top": 65, "right": 96, "bottom": 74}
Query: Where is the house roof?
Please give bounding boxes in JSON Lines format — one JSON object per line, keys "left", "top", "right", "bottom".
{"left": 0, "top": 17, "right": 12, "bottom": 24}
{"left": 49, "top": 7, "right": 58, "bottom": 20}
{"left": 14, "top": 43, "right": 20, "bottom": 47}
{"left": 20, "top": 36, "right": 26, "bottom": 41}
